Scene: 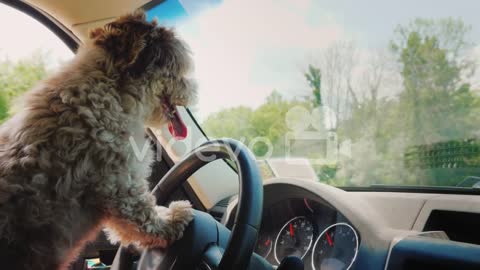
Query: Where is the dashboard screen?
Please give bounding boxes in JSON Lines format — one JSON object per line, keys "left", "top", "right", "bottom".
{"left": 424, "top": 210, "right": 480, "bottom": 245}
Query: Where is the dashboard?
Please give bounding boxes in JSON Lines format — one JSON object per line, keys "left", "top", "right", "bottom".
{"left": 219, "top": 178, "right": 480, "bottom": 270}
{"left": 253, "top": 198, "right": 359, "bottom": 270}
{"left": 224, "top": 182, "right": 362, "bottom": 270}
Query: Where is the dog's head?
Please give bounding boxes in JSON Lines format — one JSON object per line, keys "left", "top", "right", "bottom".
{"left": 89, "top": 10, "right": 196, "bottom": 139}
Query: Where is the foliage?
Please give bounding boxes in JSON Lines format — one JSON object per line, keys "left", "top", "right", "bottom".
{"left": 0, "top": 51, "right": 49, "bottom": 120}
{"left": 390, "top": 18, "right": 473, "bottom": 66}
{"left": 203, "top": 91, "right": 309, "bottom": 157}
{"left": 202, "top": 106, "right": 255, "bottom": 140}
{"left": 305, "top": 65, "right": 322, "bottom": 107}
{"left": 335, "top": 17, "right": 480, "bottom": 186}
{"left": 0, "top": 92, "right": 8, "bottom": 122}
{"left": 395, "top": 30, "right": 477, "bottom": 143}
{"left": 311, "top": 163, "right": 339, "bottom": 184}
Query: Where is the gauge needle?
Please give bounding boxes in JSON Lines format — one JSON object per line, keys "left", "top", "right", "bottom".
{"left": 326, "top": 232, "right": 333, "bottom": 247}
{"left": 265, "top": 239, "right": 271, "bottom": 246}
{"left": 289, "top": 223, "right": 295, "bottom": 237}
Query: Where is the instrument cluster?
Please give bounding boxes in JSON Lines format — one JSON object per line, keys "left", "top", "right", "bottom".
{"left": 254, "top": 198, "right": 359, "bottom": 270}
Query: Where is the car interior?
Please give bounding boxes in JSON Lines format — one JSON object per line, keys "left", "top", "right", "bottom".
{"left": 1, "top": 0, "right": 480, "bottom": 270}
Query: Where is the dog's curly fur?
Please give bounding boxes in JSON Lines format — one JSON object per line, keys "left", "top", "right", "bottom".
{"left": 0, "top": 10, "right": 196, "bottom": 270}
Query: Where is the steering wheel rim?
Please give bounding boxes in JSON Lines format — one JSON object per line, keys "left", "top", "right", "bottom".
{"left": 153, "top": 138, "right": 263, "bottom": 228}
{"left": 112, "top": 139, "right": 264, "bottom": 270}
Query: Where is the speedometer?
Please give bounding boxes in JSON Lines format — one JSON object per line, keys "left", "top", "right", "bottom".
{"left": 311, "top": 223, "right": 359, "bottom": 270}
{"left": 274, "top": 216, "right": 314, "bottom": 264}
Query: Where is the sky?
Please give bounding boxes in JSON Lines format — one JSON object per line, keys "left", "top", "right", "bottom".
{"left": 0, "top": 3, "right": 73, "bottom": 67}
{"left": 149, "top": 0, "right": 480, "bottom": 121}
{"left": 2, "top": 0, "right": 480, "bottom": 121}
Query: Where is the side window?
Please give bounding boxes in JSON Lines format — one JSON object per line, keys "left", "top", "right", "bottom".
{"left": 0, "top": 3, "right": 74, "bottom": 122}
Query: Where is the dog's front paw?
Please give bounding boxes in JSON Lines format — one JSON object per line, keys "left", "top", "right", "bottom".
{"left": 166, "top": 200, "right": 194, "bottom": 242}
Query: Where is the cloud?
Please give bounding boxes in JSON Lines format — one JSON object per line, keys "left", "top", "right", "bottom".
{"left": 175, "top": 0, "right": 345, "bottom": 120}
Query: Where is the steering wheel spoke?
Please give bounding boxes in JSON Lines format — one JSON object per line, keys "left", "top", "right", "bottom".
{"left": 201, "top": 244, "right": 224, "bottom": 269}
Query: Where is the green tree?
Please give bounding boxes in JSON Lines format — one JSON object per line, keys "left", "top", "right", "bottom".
{"left": 333, "top": 18, "right": 480, "bottom": 187}
{"left": 202, "top": 106, "right": 255, "bottom": 140}
{"left": 0, "top": 51, "right": 49, "bottom": 120}
{"left": 391, "top": 19, "right": 478, "bottom": 145}
{"left": 202, "top": 91, "right": 308, "bottom": 157}
{"left": 0, "top": 92, "right": 9, "bottom": 122}
{"left": 305, "top": 65, "right": 322, "bottom": 107}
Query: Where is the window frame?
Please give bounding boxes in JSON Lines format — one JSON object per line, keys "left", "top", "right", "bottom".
{"left": 1, "top": 0, "right": 79, "bottom": 52}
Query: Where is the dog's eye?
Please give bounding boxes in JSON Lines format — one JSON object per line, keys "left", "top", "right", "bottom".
{"left": 106, "top": 22, "right": 128, "bottom": 33}
{"left": 105, "top": 22, "right": 116, "bottom": 30}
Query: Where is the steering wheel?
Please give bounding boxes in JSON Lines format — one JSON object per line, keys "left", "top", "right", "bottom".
{"left": 110, "top": 139, "right": 268, "bottom": 270}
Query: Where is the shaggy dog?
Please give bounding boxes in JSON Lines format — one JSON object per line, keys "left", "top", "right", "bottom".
{"left": 0, "top": 10, "right": 196, "bottom": 270}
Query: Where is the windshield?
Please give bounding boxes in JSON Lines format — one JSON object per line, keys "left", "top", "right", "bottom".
{"left": 147, "top": 0, "right": 480, "bottom": 188}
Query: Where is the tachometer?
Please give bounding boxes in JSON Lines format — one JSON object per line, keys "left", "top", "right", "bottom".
{"left": 255, "top": 234, "right": 273, "bottom": 258}
{"left": 311, "top": 223, "right": 359, "bottom": 270}
{"left": 274, "top": 216, "right": 314, "bottom": 264}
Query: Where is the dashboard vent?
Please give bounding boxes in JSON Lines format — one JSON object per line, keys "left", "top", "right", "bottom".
{"left": 209, "top": 210, "right": 224, "bottom": 222}
{"left": 216, "top": 197, "right": 231, "bottom": 208}
{"left": 209, "top": 196, "right": 233, "bottom": 222}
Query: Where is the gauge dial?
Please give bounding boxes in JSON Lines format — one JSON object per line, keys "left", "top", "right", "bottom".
{"left": 255, "top": 234, "right": 273, "bottom": 258}
{"left": 311, "top": 223, "right": 359, "bottom": 270}
{"left": 274, "top": 216, "right": 314, "bottom": 264}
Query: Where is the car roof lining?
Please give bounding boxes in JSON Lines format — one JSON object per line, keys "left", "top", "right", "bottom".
{"left": 24, "top": 0, "right": 154, "bottom": 40}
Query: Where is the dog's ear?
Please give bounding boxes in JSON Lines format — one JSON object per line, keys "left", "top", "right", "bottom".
{"left": 89, "top": 10, "right": 157, "bottom": 72}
